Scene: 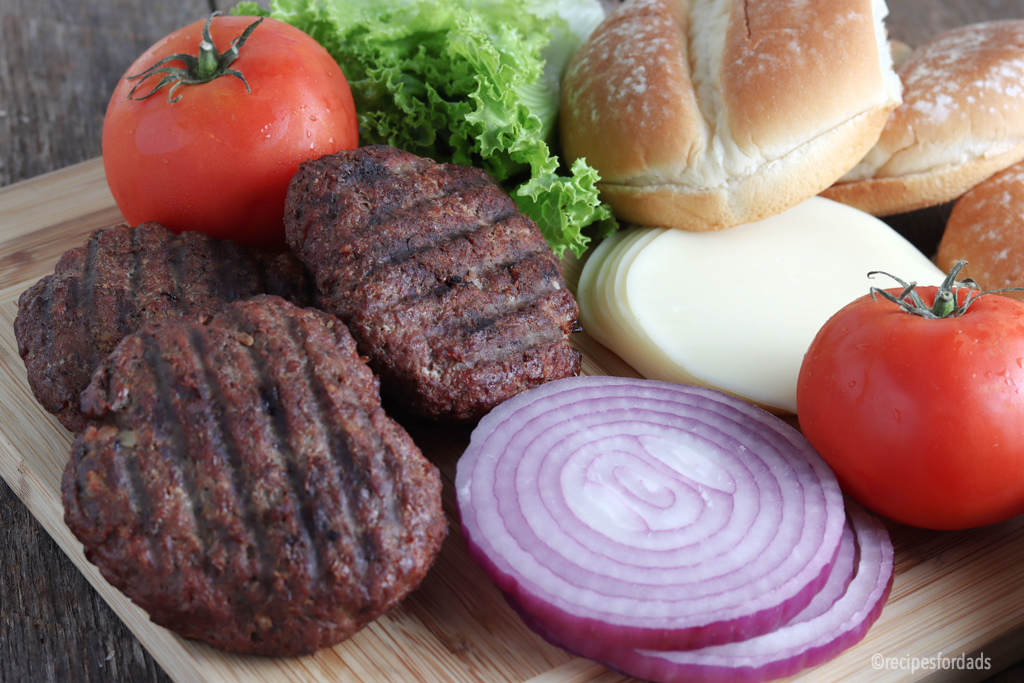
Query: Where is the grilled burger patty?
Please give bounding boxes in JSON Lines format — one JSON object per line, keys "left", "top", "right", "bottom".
{"left": 284, "top": 145, "right": 582, "bottom": 422}
{"left": 15, "top": 222, "right": 317, "bottom": 432}
{"left": 61, "top": 295, "right": 447, "bottom": 656}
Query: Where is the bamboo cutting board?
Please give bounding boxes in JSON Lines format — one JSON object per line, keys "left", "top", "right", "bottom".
{"left": 2, "top": 158, "right": 1024, "bottom": 683}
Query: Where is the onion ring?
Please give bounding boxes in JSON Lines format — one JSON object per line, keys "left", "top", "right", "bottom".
{"left": 511, "top": 502, "right": 893, "bottom": 683}
{"left": 456, "top": 376, "right": 846, "bottom": 650}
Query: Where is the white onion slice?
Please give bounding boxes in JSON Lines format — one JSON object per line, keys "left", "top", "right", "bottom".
{"left": 456, "top": 376, "right": 845, "bottom": 650}
{"left": 512, "top": 503, "right": 893, "bottom": 683}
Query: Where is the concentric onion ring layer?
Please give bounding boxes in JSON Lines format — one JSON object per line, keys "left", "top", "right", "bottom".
{"left": 456, "top": 376, "right": 845, "bottom": 650}
{"left": 511, "top": 503, "right": 893, "bottom": 683}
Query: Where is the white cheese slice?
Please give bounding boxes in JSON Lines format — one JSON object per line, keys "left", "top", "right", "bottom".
{"left": 579, "top": 227, "right": 706, "bottom": 385}
{"left": 580, "top": 196, "right": 945, "bottom": 414}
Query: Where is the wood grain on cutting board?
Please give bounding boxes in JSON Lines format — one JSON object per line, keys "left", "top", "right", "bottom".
{"left": 4, "top": 159, "right": 1024, "bottom": 682}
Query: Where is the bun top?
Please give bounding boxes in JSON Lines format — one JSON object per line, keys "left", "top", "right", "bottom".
{"left": 560, "top": 0, "right": 901, "bottom": 231}
{"left": 823, "top": 21, "right": 1024, "bottom": 216}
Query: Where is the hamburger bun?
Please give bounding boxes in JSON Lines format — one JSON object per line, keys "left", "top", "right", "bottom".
{"left": 559, "top": 0, "right": 901, "bottom": 231}
{"left": 936, "top": 161, "right": 1024, "bottom": 300}
{"left": 823, "top": 21, "right": 1024, "bottom": 216}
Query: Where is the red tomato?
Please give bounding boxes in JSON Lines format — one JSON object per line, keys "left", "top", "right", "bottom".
{"left": 797, "top": 282, "right": 1024, "bottom": 530}
{"left": 102, "top": 14, "right": 358, "bottom": 251}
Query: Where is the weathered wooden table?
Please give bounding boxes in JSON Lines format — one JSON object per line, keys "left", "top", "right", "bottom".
{"left": 4, "top": 0, "right": 1024, "bottom": 681}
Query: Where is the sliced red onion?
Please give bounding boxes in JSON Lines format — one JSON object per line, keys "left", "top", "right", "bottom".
{"left": 455, "top": 376, "right": 846, "bottom": 651}
{"left": 786, "top": 522, "right": 856, "bottom": 625}
{"left": 511, "top": 502, "right": 893, "bottom": 683}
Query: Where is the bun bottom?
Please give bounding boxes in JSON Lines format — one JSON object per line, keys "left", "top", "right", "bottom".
{"left": 594, "top": 106, "right": 893, "bottom": 230}
{"left": 821, "top": 143, "right": 1024, "bottom": 217}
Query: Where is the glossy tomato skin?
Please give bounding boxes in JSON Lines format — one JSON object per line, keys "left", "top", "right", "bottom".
{"left": 102, "top": 16, "right": 357, "bottom": 251}
{"left": 797, "top": 286, "right": 1024, "bottom": 530}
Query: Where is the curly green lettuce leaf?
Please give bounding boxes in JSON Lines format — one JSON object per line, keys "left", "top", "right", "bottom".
{"left": 234, "top": 0, "right": 613, "bottom": 257}
{"left": 514, "top": 157, "right": 617, "bottom": 257}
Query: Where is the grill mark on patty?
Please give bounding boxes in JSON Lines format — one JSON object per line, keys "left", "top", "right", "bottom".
{"left": 167, "top": 233, "right": 188, "bottom": 310}
{"left": 361, "top": 286, "right": 575, "bottom": 384}
{"left": 128, "top": 224, "right": 144, "bottom": 306}
{"left": 132, "top": 226, "right": 175, "bottom": 321}
{"left": 80, "top": 233, "right": 102, "bottom": 370}
{"left": 353, "top": 245, "right": 564, "bottom": 343}
{"left": 344, "top": 177, "right": 519, "bottom": 261}
{"left": 336, "top": 214, "right": 549, "bottom": 321}
{"left": 149, "top": 327, "right": 296, "bottom": 593}
{"left": 290, "top": 153, "right": 501, "bottom": 276}
{"left": 444, "top": 338, "right": 582, "bottom": 407}
{"left": 114, "top": 413, "right": 162, "bottom": 572}
{"left": 435, "top": 289, "right": 579, "bottom": 362}
{"left": 117, "top": 226, "right": 144, "bottom": 349}
{"left": 90, "top": 228, "right": 137, "bottom": 367}
{"left": 187, "top": 324, "right": 295, "bottom": 591}
{"left": 355, "top": 205, "right": 524, "bottom": 297}
{"left": 25, "top": 276, "right": 54, "bottom": 364}
{"left": 285, "top": 312, "right": 379, "bottom": 579}
{"left": 263, "top": 308, "right": 364, "bottom": 594}
{"left": 184, "top": 326, "right": 262, "bottom": 585}
{"left": 232, "top": 318, "right": 322, "bottom": 585}
{"left": 56, "top": 260, "right": 85, "bottom": 411}
{"left": 321, "top": 177, "right": 518, "bottom": 286}
{"left": 138, "top": 333, "right": 211, "bottom": 578}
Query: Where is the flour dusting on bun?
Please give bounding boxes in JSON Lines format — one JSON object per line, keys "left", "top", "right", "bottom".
{"left": 824, "top": 21, "right": 1024, "bottom": 216}
{"left": 560, "top": 0, "right": 901, "bottom": 231}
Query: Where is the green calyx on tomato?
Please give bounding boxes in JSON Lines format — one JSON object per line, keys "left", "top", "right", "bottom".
{"left": 867, "top": 260, "right": 1024, "bottom": 319}
{"left": 125, "top": 12, "right": 264, "bottom": 103}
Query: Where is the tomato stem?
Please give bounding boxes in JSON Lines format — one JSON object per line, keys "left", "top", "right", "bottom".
{"left": 868, "top": 260, "right": 1024, "bottom": 318}
{"left": 197, "top": 38, "right": 220, "bottom": 80}
{"left": 930, "top": 289, "right": 956, "bottom": 317}
{"left": 125, "top": 13, "right": 264, "bottom": 103}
